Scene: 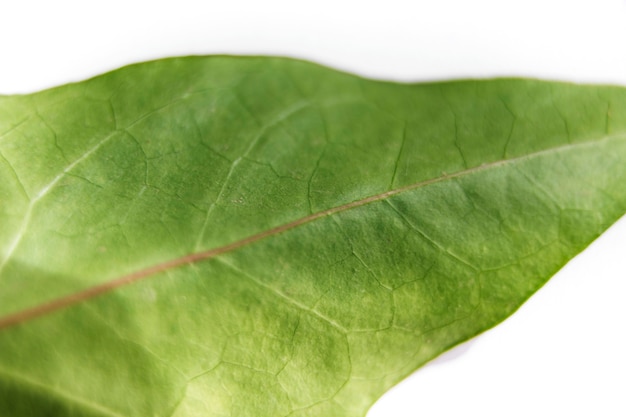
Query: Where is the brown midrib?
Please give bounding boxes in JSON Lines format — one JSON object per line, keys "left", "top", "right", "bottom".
{"left": 0, "top": 133, "right": 624, "bottom": 330}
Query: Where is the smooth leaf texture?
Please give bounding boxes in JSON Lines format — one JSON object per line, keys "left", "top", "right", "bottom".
{"left": 1, "top": 56, "right": 625, "bottom": 416}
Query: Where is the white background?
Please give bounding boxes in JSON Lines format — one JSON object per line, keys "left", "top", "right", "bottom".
{"left": 1, "top": 1, "right": 625, "bottom": 415}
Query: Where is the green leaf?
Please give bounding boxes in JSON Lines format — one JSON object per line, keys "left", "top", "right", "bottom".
{"left": 1, "top": 56, "right": 625, "bottom": 417}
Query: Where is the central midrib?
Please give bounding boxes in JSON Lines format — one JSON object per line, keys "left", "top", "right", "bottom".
{"left": 0, "top": 132, "right": 624, "bottom": 330}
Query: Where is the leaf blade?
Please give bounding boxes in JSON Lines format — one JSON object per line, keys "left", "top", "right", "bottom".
{"left": 1, "top": 56, "right": 625, "bottom": 416}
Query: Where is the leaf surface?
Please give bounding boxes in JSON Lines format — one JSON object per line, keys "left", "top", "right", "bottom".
{"left": 1, "top": 56, "right": 625, "bottom": 416}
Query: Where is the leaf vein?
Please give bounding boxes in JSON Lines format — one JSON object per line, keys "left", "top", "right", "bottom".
{"left": 0, "top": 366, "right": 127, "bottom": 417}
{"left": 1, "top": 132, "right": 625, "bottom": 329}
